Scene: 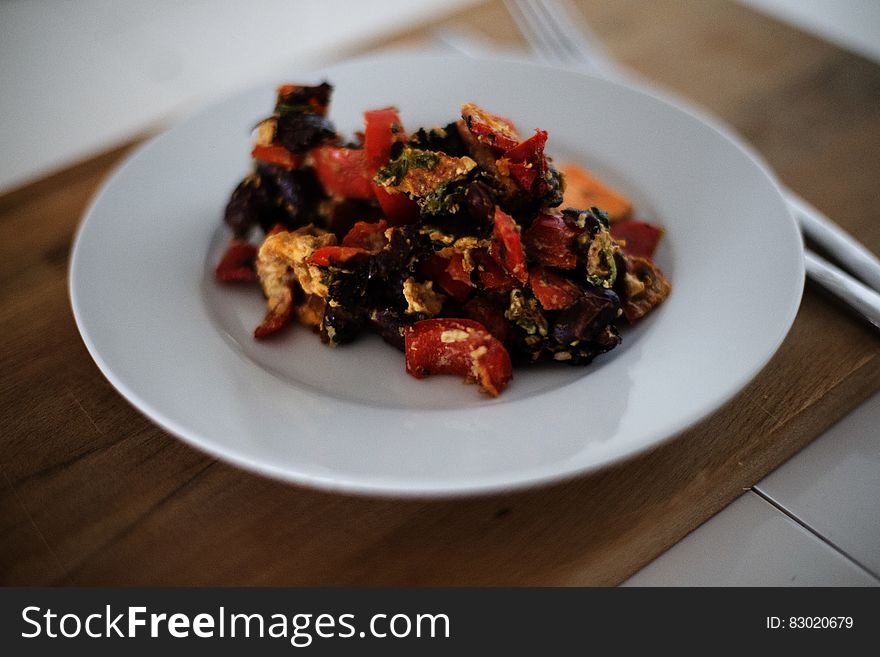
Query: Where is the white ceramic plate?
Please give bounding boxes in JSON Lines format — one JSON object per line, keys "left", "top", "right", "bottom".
{"left": 70, "top": 55, "right": 803, "bottom": 497}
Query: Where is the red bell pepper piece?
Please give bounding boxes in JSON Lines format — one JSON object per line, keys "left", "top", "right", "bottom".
{"left": 503, "top": 129, "right": 549, "bottom": 196}
{"left": 364, "top": 107, "right": 404, "bottom": 171}
{"left": 251, "top": 144, "right": 302, "bottom": 170}
{"left": 310, "top": 146, "right": 374, "bottom": 200}
{"left": 489, "top": 207, "right": 528, "bottom": 285}
{"left": 522, "top": 212, "right": 583, "bottom": 269}
{"left": 215, "top": 240, "right": 258, "bottom": 282}
{"left": 610, "top": 219, "right": 663, "bottom": 259}
{"left": 473, "top": 249, "right": 518, "bottom": 291}
{"left": 420, "top": 253, "right": 473, "bottom": 301}
{"left": 529, "top": 265, "right": 582, "bottom": 310}
{"left": 363, "top": 106, "right": 419, "bottom": 225}
{"left": 506, "top": 129, "right": 547, "bottom": 163}
{"left": 307, "top": 245, "right": 371, "bottom": 268}
{"left": 341, "top": 219, "right": 389, "bottom": 252}
{"left": 404, "top": 318, "right": 513, "bottom": 397}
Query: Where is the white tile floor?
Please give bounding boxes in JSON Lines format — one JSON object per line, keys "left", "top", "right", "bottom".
{"left": 757, "top": 392, "right": 880, "bottom": 578}
{"left": 623, "top": 492, "right": 877, "bottom": 586}
{"left": 626, "top": 394, "right": 880, "bottom": 586}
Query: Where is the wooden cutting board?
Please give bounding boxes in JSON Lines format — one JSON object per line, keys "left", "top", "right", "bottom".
{"left": 1, "top": 0, "right": 878, "bottom": 585}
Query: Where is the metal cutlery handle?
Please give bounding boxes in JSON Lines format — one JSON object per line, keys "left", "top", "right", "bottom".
{"left": 505, "top": 0, "right": 616, "bottom": 77}
{"left": 785, "top": 189, "right": 880, "bottom": 291}
{"left": 805, "top": 251, "right": 880, "bottom": 328}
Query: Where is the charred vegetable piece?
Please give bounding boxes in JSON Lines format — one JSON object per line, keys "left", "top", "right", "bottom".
{"left": 460, "top": 103, "right": 520, "bottom": 153}
{"left": 560, "top": 163, "right": 632, "bottom": 222}
{"left": 273, "top": 83, "right": 336, "bottom": 153}
{"left": 368, "top": 225, "right": 432, "bottom": 309}
{"left": 610, "top": 219, "right": 663, "bottom": 259}
{"left": 489, "top": 207, "right": 528, "bottom": 285}
{"left": 275, "top": 82, "right": 332, "bottom": 116}
{"left": 619, "top": 255, "right": 671, "bottom": 322}
{"left": 529, "top": 265, "right": 581, "bottom": 310}
{"left": 310, "top": 146, "right": 374, "bottom": 200}
{"left": 407, "top": 122, "right": 469, "bottom": 157}
{"left": 405, "top": 318, "right": 513, "bottom": 397}
{"left": 215, "top": 240, "right": 258, "bottom": 282}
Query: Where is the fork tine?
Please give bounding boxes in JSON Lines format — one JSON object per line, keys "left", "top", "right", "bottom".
{"left": 505, "top": 0, "right": 617, "bottom": 76}
{"left": 533, "top": 0, "right": 618, "bottom": 74}
{"left": 504, "top": 0, "right": 571, "bottom": 65}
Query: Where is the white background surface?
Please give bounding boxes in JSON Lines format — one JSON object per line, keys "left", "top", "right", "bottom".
{"left": 0, "top": 0, "right": 477, "bottom": 192}
{"left": 2, "top": 0, "right": 878, "bottom": 584}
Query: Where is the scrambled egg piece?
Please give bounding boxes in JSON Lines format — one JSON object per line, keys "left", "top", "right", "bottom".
{"left": 257, "top": 225, "right": 336, "bottom": 301}
{"left": 402, "top": 277, "right": 445, "bottom": 316}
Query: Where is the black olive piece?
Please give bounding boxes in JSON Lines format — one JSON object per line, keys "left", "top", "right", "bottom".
{"left": 465, "top": 180, "right": 495, "bottom": 224}
{"left": 321, "top": 304, "right": 366, "bottom": 345}
{"left": 407, "top": 122, "right": 469, "bottom": 157}
{"left": 562, "top": 207, "right": 608, "bottom": 235}
{"left": 224, "top": 174, "right": 274, "bottom": 238}
{"left": 551, "top": 288, "right": 620, "bottom": 346}
{"left": 276, "top": 112, "right": 337, "bottom": 153}
{"left": 366, "top": 307, "right": 411, "bottom": 351}
{"left": 255, "top": 165, "right": 327, "bottom": 231}
{"left": 540, "top": 163, "right": 565, "bottom": 208}
{"left": 389, "top": 140, "right": 405, "bottom": 161}
{"left": 275, "top": 82, "right": 333, "bottom": 113}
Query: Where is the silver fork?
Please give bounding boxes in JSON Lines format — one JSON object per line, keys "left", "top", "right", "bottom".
{"left": 503, "top": 0, "right": 880, "bottom": 328}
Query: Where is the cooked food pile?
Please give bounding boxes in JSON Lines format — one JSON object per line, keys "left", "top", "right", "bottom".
{"left": 215, "top": 82, "right": 670, "bottom": 396}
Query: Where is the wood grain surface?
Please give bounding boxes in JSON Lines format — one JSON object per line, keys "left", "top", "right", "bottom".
{"left": 1, "top": 0, "right": 878, "bottom": 585}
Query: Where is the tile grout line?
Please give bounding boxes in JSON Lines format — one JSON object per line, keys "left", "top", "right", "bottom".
{"left": 750, "top": 486, "right": 880, "bottom": 583}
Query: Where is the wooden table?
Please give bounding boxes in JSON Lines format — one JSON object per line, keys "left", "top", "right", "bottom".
{"left": 2, "top": 0, "right": 878, "bottom": 585}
